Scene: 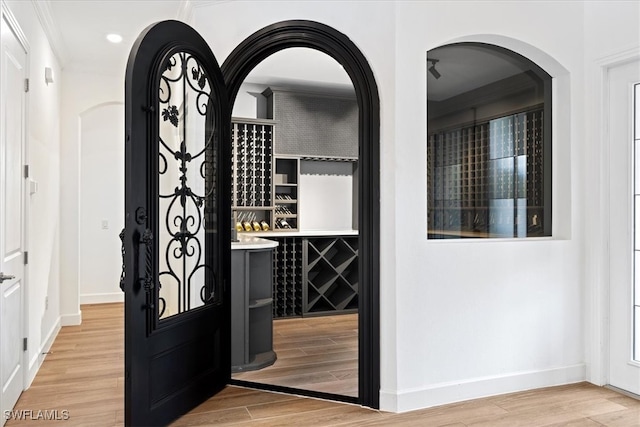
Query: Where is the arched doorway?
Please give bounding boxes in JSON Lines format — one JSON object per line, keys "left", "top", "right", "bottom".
{"left": 222, "top": 20, "right": 380, "bottom": 409}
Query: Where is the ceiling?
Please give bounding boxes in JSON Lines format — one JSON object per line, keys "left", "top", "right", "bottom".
{"left": 243, "top": 48, "right": 353, "bottom": 93}
{"left": 43, "top": 0, "right": 353, "bottom": 91}
{"left": 427, "top": 44, "right": 527, "bottom": 101}
{"left": 44, "top": 0, "right": 187, "bottom": 74}
{"left": 42, "top": 1, "right": 524, "bottom": 98}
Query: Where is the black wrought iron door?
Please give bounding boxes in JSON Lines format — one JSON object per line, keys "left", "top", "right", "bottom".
{"left": 123, "top": 20, "right": 231, "bottom": 426}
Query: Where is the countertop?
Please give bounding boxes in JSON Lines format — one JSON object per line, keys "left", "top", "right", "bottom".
{"left": 231, "top": 234, "right": 279, "bottom": 250}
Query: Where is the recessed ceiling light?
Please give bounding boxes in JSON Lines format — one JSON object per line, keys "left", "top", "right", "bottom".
{"left": 106, "top": 34, "right": 123, "bottom": 44}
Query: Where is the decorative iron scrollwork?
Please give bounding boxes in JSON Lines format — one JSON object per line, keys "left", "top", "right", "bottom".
{"left": 156, "top": 51, "right": 217, "bottom": 319}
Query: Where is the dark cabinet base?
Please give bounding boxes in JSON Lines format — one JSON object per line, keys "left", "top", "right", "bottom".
{"left": 231, "top": 248, "right": 277, "bottom": 372}
{"left": 232, "top": 350, "right": 277, "bottom": 373}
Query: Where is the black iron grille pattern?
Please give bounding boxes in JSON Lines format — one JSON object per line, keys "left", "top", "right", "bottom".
{"left": 156, "top": 51, "right": 218, "bottom": 319}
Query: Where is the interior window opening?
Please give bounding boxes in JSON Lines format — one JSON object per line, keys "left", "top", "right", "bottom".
{"left": 427, "top": 43, "right": 552, "bottom": 239}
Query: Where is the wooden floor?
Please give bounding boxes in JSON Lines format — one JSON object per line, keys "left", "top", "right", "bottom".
{"left": 5, "top": 303, "right": 640, "bottom": 426}
{"left": 232, "top": 313, "right": 358, "bottom": 397}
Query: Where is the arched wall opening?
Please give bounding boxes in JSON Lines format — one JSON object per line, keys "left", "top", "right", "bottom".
{"left": 432, "top": 35, "right": 571, "bottom": 240}
{"left": 221, "top": 20, "right": 381, "bottom": 409}
{"left": 78, "top": 102, "right": 125, "bottom": 304}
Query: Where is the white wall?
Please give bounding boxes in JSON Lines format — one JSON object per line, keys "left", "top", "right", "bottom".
{"left": 78, "top": 102, "right": 124, "bottom": 304}
{"left": 60, "top": 69, "right": 125, "bottom": 313}
{"left": 299, "top": 160, "right": 355, "bottom": 231}
{"left": 193, "top": 0, "right": 587, "bottom": 412}
{"left": 389, "top": 1, "right": 586, "bottom": 411}
{"left": 232, "top": 82, "right": 268, "bottom": 118}
{"left": 3, "top": 0, "right": 62, "bottom": 385}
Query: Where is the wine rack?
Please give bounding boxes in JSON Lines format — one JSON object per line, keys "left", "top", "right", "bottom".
{"left": 273, "top": 157, "right": 298, "bottom": 230}
{"left": 272, "top": 237, "right": 303, "bottom": 318}
{"left": 303, "top": 237, "right": 358, "bottom": 315}
{"left": 428, "top": 108, "right": 545, "bottom": 237}
{"left": 232, "top": 120, "right": 273, "bottom": 208}
{"left": 270, "top": 235, "right": 359, "bottom": 318}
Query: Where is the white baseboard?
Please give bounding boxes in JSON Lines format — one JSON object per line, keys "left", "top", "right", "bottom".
{"left": 80, "top": 292, "right": 123, "bottom": 304}
{"left": 60, "top": 310, "right": 82, "bottom": 326}
{"left": 380, "top": 363, "right": 586, "bottom": 413}
{"left": 25, "top": 318, "right": 61, "bottom": 388}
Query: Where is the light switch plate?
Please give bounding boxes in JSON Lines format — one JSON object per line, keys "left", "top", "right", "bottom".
{"left": 29, "top": 179, "right": 38, "bottom": 194}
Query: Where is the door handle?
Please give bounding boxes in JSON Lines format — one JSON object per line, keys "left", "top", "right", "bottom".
{"left": 0, "top": 272, "right": 15, "bottom": 283}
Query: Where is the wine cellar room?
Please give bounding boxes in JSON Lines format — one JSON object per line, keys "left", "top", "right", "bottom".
{"left": 228, "top": 48, "right": 361, "bottom": 398}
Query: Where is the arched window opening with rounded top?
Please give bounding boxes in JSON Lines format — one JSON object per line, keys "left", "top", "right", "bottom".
{"left": 427, "top": 42, "right": 552, "bottom": 239}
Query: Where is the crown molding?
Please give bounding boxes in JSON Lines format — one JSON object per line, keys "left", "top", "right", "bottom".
{"left": 176, "top": 0, "right": 194, "bottom": 23}
{"left": 595, "top": 45, "right": 640, "bottom": 67}
{"left": 31, "top": 0, "right": 68, "bottom": 67}
{"left": 1, "top": 1, "right": 30, "bottom": 52}
{"left": 177, "top": 1, "right": 232, "bottom": 24}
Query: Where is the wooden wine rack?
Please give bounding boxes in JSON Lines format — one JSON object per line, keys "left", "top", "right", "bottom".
{"left": 272, "top": 237, "right": 303, "bottom": 318}
{"left": 304, "top": 237, "right": 358, "bottom": 315}
{"left": 270, "top": 235, "right": 359, "bottom": 318}
{"left": 273, "top": 158, "right": 298, "bottom": 230}
{"left": 232, "top": 121, "right": 272, "bottom": 207}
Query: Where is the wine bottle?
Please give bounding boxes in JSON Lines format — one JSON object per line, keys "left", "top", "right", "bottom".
{"left": 252, "top": 221, "right": 261, "bottom": 231}
{"left": 260, "top": 220, "right": 270, "bottom": 231}
{"left": 235, "top": 222, "right": 243, "bottom": 232}
{"left": 277, "top": 218, "right": 291, "bottom": 229}
{"left": 243, "top": 221, "right": 252, "bottom": 231}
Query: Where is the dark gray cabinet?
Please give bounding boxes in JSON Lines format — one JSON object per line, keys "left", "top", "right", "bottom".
{"left": 231, "top": 247, "right": 276, "bottom": 372}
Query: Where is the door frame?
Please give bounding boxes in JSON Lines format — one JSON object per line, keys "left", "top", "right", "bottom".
{"left": 222, "top": 20, "right": 381, "bottom": 409}
{"left": 591, "top": 46, "right": 640, "bottom": 389}
{"left": 0, "top": 0, "right": 29, "bottom": 399}
{"left": 605, "top": 55, "right": 640, "bottom": 394}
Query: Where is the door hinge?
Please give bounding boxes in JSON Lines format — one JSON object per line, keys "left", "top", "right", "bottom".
{"left": 23, "top": 337, "right": 27, "bottom": 351}
{"left": 24, "top": 78, "right": 29, "bottom": 93}
{"left": 24, "top": 251, "right": 28, "bottom": 265}
{"left": 24, "top": 164, "right": 29, "bottom": 179}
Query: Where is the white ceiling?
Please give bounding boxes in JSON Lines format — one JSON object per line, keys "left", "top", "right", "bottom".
{"left": 45, "top": 0, "right": 187, "bottom": 74}
{"left": 43, "top": 1, "right": 522, "bottom": 99}
{"left": 243, "top": 48, "right": 353, "bottom": 93}
{"left": 44, "top": 0, "right": 352, "bottom": 89}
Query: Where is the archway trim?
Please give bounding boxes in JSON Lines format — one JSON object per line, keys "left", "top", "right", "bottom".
{"left": 221, "top": 20, "right": 381, "bottom": 409}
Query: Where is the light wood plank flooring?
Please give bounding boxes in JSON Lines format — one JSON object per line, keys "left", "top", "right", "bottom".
{"left": 5, "top": 303, "right": 640, "bottom": 426}
{"left": 232, "top": 313, "right": 358, "bottom": 397}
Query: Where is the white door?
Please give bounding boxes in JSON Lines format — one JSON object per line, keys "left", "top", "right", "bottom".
{"left": 609, "top": 58, "right": 640, "bottom": 395}
{"left": 0, "top": 13, "right": 27, "bottom": 424}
